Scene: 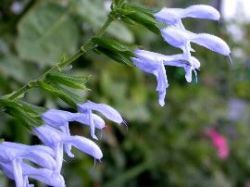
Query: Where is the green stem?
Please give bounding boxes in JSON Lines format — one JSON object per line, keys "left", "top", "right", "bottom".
{"left": 3, "top": 15, "right": 114, "bottom": 101}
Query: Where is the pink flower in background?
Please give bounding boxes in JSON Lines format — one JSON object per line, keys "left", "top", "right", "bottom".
{"left": 205, "top": 128, "right": 229, "bottom": 160}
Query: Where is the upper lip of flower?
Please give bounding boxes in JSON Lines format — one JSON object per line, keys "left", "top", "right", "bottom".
{"left": 77, "top": 100, "right": 124, "bottom": 124}
{"left": 134, "top": 49, "right": 200, "bottom": 83}
{"left": 77, "top": 100, "right": 125, "bottom": 139}
{"left": 0, "top": 142, "right": 57, "bottom": 170}
{"left": 0, "top": 162, "right": 66, "bottom": 187}
{"left": 161, "top": 26, "right": 231, "bottom": 56}
{"left": 154, "top": 4, "right": 220, "bottom": 25}
{"left": 34, "top": 124, "right": 103, "bottom": 160}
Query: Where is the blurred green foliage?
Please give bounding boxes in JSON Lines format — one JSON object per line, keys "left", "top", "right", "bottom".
{"left": 0, "top": 0, "right": 250, "bottom": 187}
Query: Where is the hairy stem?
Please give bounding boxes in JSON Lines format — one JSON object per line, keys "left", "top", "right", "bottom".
{"left": 3, "top": 15, "right": 114, "bottom": 101}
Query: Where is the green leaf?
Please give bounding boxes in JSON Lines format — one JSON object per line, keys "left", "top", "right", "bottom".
{"left": 92, "top": 37, "right": 134, "bottom": 65}
{"left": 18, "top": 101, "right": 46, "bottom": 115}
{"left": 95, "top": 47, "right": 133, "bottom": 65}
{"left": 16, "top": 2, "right": 80, "bottom": 66}
{"left": 39, "top": 81, "right": 77, "bottom": 107}
{"left": 117, "top": 4, "right": 159, "bottom": 34}
{"left": 0, "top": 100, "right": 43, "bottom": 128}
{"left": 46, "top": 71, "right": 88, "bottom": 90}
{"left": 92, "top": 37, "right": 133, "bottom": 53}
{"left": 52, "top": 83, "right": 86, "bottom": 104}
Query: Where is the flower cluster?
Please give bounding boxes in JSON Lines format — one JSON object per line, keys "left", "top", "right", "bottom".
{"left": 0, "top": 100, "right": 124, "bottom": 187}
{"left": 132, "top": 4, "right": 231, "bottom": 106}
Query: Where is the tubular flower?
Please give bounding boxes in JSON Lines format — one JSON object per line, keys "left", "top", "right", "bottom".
{"left": 132, "top": 49, "right": 169, "bottom": 106}
{"left": 154, "top": 4, "right": 220, "bottom": 26}
{"left": 77, "top": 100, "right": 125, "bottom": 139}
{"left": 42, "top": 109, "right": 106, "bottom": 157}
{"left": 42, "top": 109, "right": 106, "bottom": 135}
{"left": 131, "top": 4, "right": 230, "bottom": 106}
{"left": 34, "top": 124, "right": 103, "bottom": 161}
{"left": 0, "top": 142, "right": 58, "bottom": 187}
{"left": 132, "top": 49, "right": 201, "bottom": 105}
{"left": 134, "top": 49, "right": 200, "bottom": 83}
{"left": 0, "top": 162, "right": 65, "bottom": 187}
{"left": 161, "top": 53, "right": 200, "bottom": 82}
{"left": 161, "top": 27, "right": 231, "bottom": 57}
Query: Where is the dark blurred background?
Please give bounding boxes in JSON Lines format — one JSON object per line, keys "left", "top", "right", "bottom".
{"left": 1, "top": 0, "right": 250, "bottom": 186}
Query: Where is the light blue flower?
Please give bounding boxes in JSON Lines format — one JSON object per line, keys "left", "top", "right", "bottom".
{"left": 0, "top": 162, "right": 65, "bottom": 187}
{"left": 161, "top": 26, "right": 231, "bottom": 57}
{"left": 0, "top": 162, "right": 31, "bottom": 187}
{"left": 0, "top": 142, "right": 56, "bottom": 170}
{"left": 23, "top": 163, "right": 65, "bottom": 187}
{"left": 34, "top": 125, "right": 103, "bottom": 162}
{"left": 161, "top": 53, "right": 201, "bottom": 82}
{"left": 132, "top": 49, "right": 169, "bottom": 106}
{"left": 132, "top": 49, "right": 201, "bottom": 104}
{"left": 0, "top": 142, "right": 58, "bottom": 187}
{"left": 42, "top": 109, "right": 106, "bottom": 156}
{"left": 154, "top": 4, "right": 220, "bottom": 26}
{"left": 77, "top": 100, "right": 125, "bottom": 139}
{"left": 74, "top": 113, "right": 106, "bottom": 129}
{"left": 42, "top": 109, "right": 105, "bottom": 134}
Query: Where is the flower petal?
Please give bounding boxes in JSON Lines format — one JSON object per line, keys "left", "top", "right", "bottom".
{"left": 132, "top": 57, "right": 158, "bottom": 74}
{"left": 153, "top": 63, "right": 169, "bottom": 106}
{"left": 1, "top": 142, "right": 57, "bottom": 170}
{"left": 154, "top": 8, "right": 183, "bottom": 25}
{"left": 183, "top": 5, "right": 220, "bottom": 20}
{"left": 161, "top": 27, "right": 193, "bottom": 50}
{"left": 0, "top": 162, "right": 13, "bottom": 180}
{"left": 74, "top": 113, "right": 106, "bottom": 129}
{"left": 63, "top": 135, "right": 103, "bottom": 160}
{"left": 78, "top": 101, "right": 124, "bottom": 124}
{"left": 2, "top": 142, "right": 55, "bottom": 158}
{"left": 155, "top": 5, "right": 220, "bottom": 25}
{"left": 33, "top": 125, "right": 63, "bottom": 147}
{"left": 0, "top": 145, "right": 20, "bottom": 162}
{"left": 23, "top": 150, "right": 57, "bottom": 170}
{"left": 184, "top": 65, "right": 192, "bottom": 82}
{"left": 42, "top": 109, "right": 76, "bottom": 127}
{"left": 191, "top": 33, "right": 231, "bottom": 56}
{"left": 132, "top": 49, "right": 170, "bottom": 106}
{"left": 23, "top": 163, "right": 65, "bottom": 187}
{"left": 12, "top": 159, "right": 23, "bottom": 187}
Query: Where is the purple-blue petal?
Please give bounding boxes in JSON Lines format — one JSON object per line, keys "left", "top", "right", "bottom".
{"left": 63, "top": 135, "right": 103, "bottom": 160}
{"left": 191, "top": 33, "right": 231, "bottom": 56}
{"left": 12, "top": 159, "right": 23, "bottom": 187}
{"left": 78, "top": 100, "right": 124, "bottom": 124}
{"left": 23, "top": 163, "right": 65, "bottom": 187}
{"left": 161, "top": 27, "right": 193, "bottom": 50}
{"left": 74, "top": 113, "right": 106, "bottom": 129}
{"left": 183, "top": 5, "right": 220, "bottom": 20}
{"left": 154, "top": 5, "right": 220, "bottom": 26}
{"left": 42, "top": 109, "right": 76, "bottom": 127}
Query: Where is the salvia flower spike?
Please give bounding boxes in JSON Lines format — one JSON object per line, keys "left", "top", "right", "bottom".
{"left": 0, "top": 3, "right": 231, "bottom": 186}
